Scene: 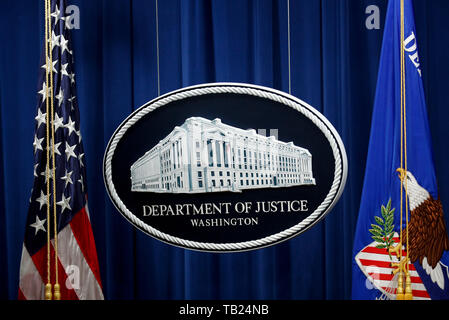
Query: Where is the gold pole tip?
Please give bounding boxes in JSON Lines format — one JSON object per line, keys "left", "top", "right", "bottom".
{"left": 44, "top": 283, "right": 52, "bottom": 300}
{"left": 53, "top": 284, "right": 61, "bottom": 300}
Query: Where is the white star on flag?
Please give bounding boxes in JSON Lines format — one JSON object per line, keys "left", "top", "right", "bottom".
{"left": 61, "top": 63, "right": 69, "bottom": 77}
{"left": 50, "top": 30, "right": 60, "bottom": 50}
{"left": 35, "top": 190, "right": 48, "bottom": 210}
{"left": 47, "top": 139, "right": 62, "bottom": 157}
{"left": 65, "top": 141, "right": 77, "bottom": 160}
{"left": 55, "top": 87, "right": 65, "bottom": 107}
{"left": 56, "top": 194, "right": 71, "bottom": 214}
{"left": 38, "top": 82, "right": 48, "bottom": 102}
{"left": 41, "top": 59, "right": 58, "bottom": 74}
{"left": 53, "top": 113, "right": 65, "bottom": 132}
{"left": 59, "top": 34, "right": 70, "bottom": 55}
{"left": 50, "top": 4, "right": 61, "bottom": 21}
{"left": 33, "top": 135, "right": 44, "bottom": 154}
{"left": 65, "top": 116, "right": 76, "bottom": 136}
{"left": 40, "top": 167, "right": 54, "bottom": 184}
{"left": 69, "top": 71, "right": 75, "bottom": 84}
{"left": 61, "top": 169, "right": 73, "bottom": 188}
{"left": 29, "top": 215, "right": 47, "bottom": 235}
{"left": 35, "top": 109, "right": 46, "bottom": 129}
{"left": 64, "top": 15, "right": 74, "bottom": 30}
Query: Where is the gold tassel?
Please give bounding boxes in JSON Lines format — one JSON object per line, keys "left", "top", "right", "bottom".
{"left": 53, "top": 284, "right": 61, "bottom": 300}
{"left": 45, "top": 283, "right": 52, "bottom": 300}
{"left": 404, "top": 273, "right": 413, "bottom": 300}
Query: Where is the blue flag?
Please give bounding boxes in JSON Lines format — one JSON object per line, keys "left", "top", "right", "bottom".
{"left": 352, "top": 0, "right": 449, "bottom": 300}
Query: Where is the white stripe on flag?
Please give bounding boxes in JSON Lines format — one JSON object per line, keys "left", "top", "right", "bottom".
{"left": 363, "top": 265, "right": 411, "bottom": 276}
{"left": 356, "top": 251, "right": 422, "bottom": 281}
{"left": 369, "top": 279, "right": 427, "bottom": 292}
{"left": 356, "top": 237, "right": 431, "bottom": 300}
{"left": 56, "top": 223, "right": 104, "bottom": 300}
{"left": 19, "top": 245, "right": 45, "bottom": 300}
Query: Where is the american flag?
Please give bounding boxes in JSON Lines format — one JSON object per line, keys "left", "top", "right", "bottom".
{"left": 18, "top": 0, "right": 103, "bottom": 300}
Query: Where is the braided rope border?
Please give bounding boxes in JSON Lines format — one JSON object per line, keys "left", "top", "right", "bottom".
{"left": 104, "top": 84, "right": 347, "bottom": 252}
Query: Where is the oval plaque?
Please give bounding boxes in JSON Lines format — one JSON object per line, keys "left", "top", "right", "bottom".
{"left": 104, "top": 83, "right": 347, "bottom": 252}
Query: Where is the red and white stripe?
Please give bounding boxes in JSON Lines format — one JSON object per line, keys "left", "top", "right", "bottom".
{"left": 355, "top": 235, "right": 430, "bottom": 300}
{"left": 18, "top": 204, "right": 103, "bottom": 300}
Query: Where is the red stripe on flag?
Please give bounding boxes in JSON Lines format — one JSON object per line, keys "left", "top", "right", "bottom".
{"left": 362, "top": 246, "right": 407, "bottom": 257}
{"left": 375, "top": 272, "right": 422, "bottom": 283}
{"left": 18, "top": 288, "right": 26, "bottom": 300}
{"left": 359, "top": 258, "right": 416, "bottom": 271}
{"left": 30, "top": 244, "right": 51, "bottom": 287}
{"left": 69, "top": 206, "right": 103, "bottom": 288}
{"left": 411, "top": 290, "right": 431, "bottom": 298}
{"left": 359, "top": 258, "right": 394, "bottom": 269}
{"left": 30, "top": 243, "right": 79, "bottom": 300}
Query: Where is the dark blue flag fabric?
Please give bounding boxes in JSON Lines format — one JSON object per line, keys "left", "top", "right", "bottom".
{"left": 352, "top": 0, "right": 449, "bottom": 300}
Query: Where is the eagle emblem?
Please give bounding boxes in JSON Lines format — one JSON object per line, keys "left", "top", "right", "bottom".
{"left": 391, "top": 169, "right": 449, "bottom": 290}
{"left": 356, "top": 169, "right": 449, "bottom": 299}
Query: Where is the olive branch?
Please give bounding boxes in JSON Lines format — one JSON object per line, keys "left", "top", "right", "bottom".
{"left": 369, "top": 199, "right": 395, "bottom": 259}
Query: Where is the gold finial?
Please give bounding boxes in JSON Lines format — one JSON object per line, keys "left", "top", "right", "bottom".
{"left": 45, "top": 283, "right": 52, "bottom": 300}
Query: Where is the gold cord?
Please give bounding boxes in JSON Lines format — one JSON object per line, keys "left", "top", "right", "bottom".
{"left": 402, "top": 1, "right": 412, "bottom": 299}
{"left": 399, "top": 0, "right": 412, "bottom": 300}
{"left": 48, "top": 0, "right": 59, "bottom": 301}
{"left": 44, "top": 0, "right": 60, "bottom": 300}
{"left": 400, "top": 0, "right": 405, "bottom": 261}
{"left": 44, "top": 0, "right": 52, "bottom": 301}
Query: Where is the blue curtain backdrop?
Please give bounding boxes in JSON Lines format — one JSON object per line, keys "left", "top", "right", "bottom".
{"left": 1, "top": 0, "right": 449, "bottom": 300}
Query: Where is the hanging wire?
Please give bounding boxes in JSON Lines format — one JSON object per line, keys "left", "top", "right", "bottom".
{"left": 155, "top": 0, "right": 161, "bottom": 97}
{"left": 287, "top": 0, "right": 291, "bottom": 95}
